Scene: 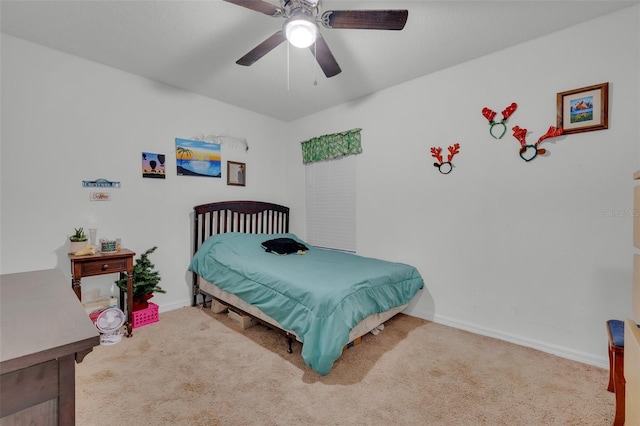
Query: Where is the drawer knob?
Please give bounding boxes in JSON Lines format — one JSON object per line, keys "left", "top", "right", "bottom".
{"left": 102, "top": 264, "right": 109, "bottom": 271}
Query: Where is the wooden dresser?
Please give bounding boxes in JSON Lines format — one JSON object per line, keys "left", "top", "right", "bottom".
{"left": 0, "top": 268, "right": 100, "bottom": 425}
{"left": 628, "top": 171, "right": 640, "bottom": 424}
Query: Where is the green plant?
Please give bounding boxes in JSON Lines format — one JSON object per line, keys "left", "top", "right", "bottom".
{"left": 115, "top": 246, "right": 165, "bottom": 300}
{"left": 70, "top": 227, "right": 88, "bottom": 242}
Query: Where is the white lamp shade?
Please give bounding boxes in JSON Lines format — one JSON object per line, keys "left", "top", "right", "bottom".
{"left": 284, "top": 16, "right": 318, "bottom": 48}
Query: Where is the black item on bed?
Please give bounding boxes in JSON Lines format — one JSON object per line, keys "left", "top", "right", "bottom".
{"left": 261, "top": 238, "right": 308, "bottom": 255}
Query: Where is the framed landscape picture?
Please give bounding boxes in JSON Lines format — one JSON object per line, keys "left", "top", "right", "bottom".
{"left": 175, "top": 138, "right": 221, "bottom": 178}
{"left": 556, "top": 82, "right": 609, "bottom": 134}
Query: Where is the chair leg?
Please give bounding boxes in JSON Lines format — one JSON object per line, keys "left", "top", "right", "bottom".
{"left": 608, "top": 343, "right": 615, "bottom": 392}
{"left": 612, "top": 349, "right": 625, "bottom": 426}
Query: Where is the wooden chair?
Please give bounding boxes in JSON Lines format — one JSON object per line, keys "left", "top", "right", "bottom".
{"left": 607, "top": 319, "right": 626, "bottom": 426}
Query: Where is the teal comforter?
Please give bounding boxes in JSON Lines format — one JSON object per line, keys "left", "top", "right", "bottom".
{"left": 189, "top": 233, "right": 424, "bottom": 375}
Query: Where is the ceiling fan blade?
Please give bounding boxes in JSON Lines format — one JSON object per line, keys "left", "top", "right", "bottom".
{"left": 223, "top": 0, "right": 282, "bottom": 17}
{"left": 236, "top": 31, "right": 286, "bottom": 66}
{"left": 310, "top": 34, "right": 341, "bottom": 78}
{"left": 320, "top": 10, "right": 408, "bottom": 30}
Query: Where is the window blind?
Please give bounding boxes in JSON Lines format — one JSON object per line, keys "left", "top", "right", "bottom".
{"left": 305, "top": 155, "right": 356, "bottom": 252}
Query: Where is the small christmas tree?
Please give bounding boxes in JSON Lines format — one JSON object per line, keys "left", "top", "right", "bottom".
{"left": 116, "top": 246, "right": 165, "bottom": 302}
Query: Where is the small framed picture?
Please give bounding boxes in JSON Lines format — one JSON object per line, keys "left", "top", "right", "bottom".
{"left": 556, "top": 82, "right": 609, "bottom": 134}
{"left": 227, "top": 161, "right": 246, "bottom": 186}
{"left": 142, "top": 152, "right": 166, "bottom": 179}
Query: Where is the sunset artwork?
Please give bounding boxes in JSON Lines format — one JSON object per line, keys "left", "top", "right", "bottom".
{"left": 142, "top": 152, "right": 166, "bottom": 179}
{"left": 175, "top": 138, "right": 221, "bottom": 178}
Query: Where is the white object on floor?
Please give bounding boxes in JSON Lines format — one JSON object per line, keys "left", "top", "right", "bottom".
{"left": 370, "top": 324, "right": 385, "bottom": 336}
{"left": 94, "top": 307, "right": 126, "bottom": 345}
{"left": 83, "top": 296, "right": 118, "bottom": 314}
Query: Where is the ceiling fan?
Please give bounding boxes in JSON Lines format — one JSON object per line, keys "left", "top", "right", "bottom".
{"left": 224, "top": 0, "right": 408, "bottom": 78}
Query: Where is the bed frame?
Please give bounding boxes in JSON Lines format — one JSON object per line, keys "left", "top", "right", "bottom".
{"left": 192, "top": 200, "right": 290, "bottom": 306}
{"left": 190, "top": 200, "right": 408, "bottom": 358}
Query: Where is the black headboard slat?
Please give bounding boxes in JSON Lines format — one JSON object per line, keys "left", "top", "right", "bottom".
{"left": 191, "top": 200, "right": 290, "bottom": 306}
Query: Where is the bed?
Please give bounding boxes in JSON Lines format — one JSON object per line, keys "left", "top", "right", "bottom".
{"left": 189, "top": 201, "right": 424, "bottom": 375}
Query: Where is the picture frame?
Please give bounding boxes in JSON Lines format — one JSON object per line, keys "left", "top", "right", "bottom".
{"left": 175, "top": 138, "right": 221, "bottom": 178}
{"left": 142, "top": 152, "right": 166, "bottom": 179}
{"left": 556, "top": 82, "right": 609, "bottom": 134}
{"left": 227, "top": 161, "right": 246, "bottom": 186}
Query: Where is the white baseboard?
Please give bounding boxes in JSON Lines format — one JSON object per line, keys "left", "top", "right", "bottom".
{"left": 404, "top": 307, "right": 609, "bottom": 370}
{"left": 156, "top": 298, "right": 191, "bottom": 314}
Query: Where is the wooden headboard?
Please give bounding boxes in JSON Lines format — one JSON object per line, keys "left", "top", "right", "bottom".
{"left": 191, "top": 200, "right": 290, "bottom": 305}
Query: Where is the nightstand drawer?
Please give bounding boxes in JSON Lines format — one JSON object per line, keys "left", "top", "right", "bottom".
{"left": 81, "top": 259, "right": 128, "bottom": 276}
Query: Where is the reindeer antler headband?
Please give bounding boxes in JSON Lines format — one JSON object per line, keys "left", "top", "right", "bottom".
{"left": 482, "top": 102, "right": 517, "bottom": 139}
{"left": 512, "top": 125, "right": 564, "bottom": 162}
{"left": 430, "top": 143, "right": 460, "bottom": 174}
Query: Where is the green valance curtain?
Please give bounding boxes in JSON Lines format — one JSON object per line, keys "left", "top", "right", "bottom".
{"left": 300, "top": 128, "right": 362, "bottom": 164}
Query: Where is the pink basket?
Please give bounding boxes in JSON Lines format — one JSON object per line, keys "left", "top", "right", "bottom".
{"left": 132, "top": 302, "right": 159, "bottom": 328}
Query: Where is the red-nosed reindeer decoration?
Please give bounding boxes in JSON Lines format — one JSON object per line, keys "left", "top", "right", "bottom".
{"left": 512, "top": 125, "right": 564, "bottom": 162}
{"left": 482, "top": 102, "right": 518, "bottom": 139}
{"left": 430, "top": 143, "right": 460, "bottom": 174}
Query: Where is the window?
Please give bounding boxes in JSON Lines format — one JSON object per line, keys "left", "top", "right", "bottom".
{"left": 305, "top": 155, "right": 356, "bottom": 252}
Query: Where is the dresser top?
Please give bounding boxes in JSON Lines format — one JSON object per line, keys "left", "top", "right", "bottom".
{"left": 0, "top": 268, "right": 100, "bottom": 373}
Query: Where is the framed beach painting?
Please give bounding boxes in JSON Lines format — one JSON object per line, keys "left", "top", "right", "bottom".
{"left": 556, "top": 82, "right": 609, "bottom": 134}
{"left": 175, "top": 138, "right": 221, "bottom": 178}
{"left": 227, "top": 161, "right": 246, "bottom": 186}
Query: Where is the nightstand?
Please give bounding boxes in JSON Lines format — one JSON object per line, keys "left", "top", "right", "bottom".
{"left": 68, "top": 249, "right": 136, "bottom": 337}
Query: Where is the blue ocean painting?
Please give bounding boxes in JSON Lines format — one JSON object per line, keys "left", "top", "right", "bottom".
{"left": 175, "top": 138, "right": 221, "bottom": 178}
{"left": 570, "top": 96, "right": 594, "bottom": 124}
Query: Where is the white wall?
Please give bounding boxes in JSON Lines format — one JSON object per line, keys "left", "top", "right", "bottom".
{"left": 0, "top": 35, "right": 291, "bottom": 310}
{"left": 285, "top": 6, "right": 640, "bottom": 367}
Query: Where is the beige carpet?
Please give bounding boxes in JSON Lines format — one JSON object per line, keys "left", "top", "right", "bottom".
{"left": 76, "top": 306, "right": 614, "bottom": 425}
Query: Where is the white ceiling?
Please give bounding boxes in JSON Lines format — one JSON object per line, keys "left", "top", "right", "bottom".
{"left": 1, "top": 0, "right": 638, "bottom": 122}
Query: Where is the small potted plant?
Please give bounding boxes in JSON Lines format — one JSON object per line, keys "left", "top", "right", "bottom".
{"left": 69, "top": 227, "right": 88, "bottom": 254}
{"left": 115, "top": 246, "right": 165, "bottom": 310}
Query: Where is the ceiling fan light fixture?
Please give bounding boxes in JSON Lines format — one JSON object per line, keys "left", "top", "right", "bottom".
{"left": 284, "top": 11, "right": 318, "bottom": 48}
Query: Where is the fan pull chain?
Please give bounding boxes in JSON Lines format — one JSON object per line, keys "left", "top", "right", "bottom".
{"left": 313, "top": 41, "right": 318, "bottom": 86}
{"left": 287, "top": 42, "right": 290, "bottom": 91}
